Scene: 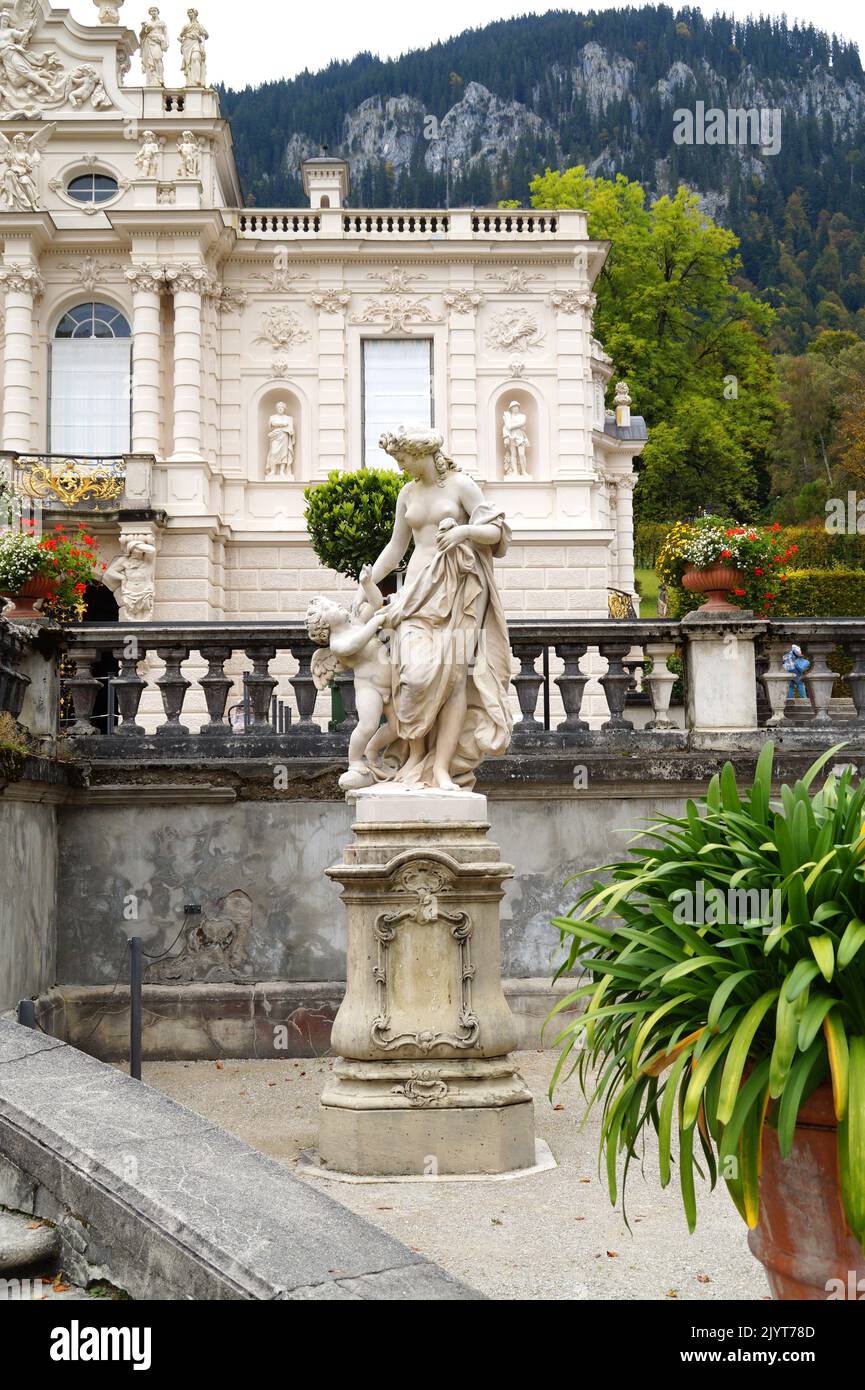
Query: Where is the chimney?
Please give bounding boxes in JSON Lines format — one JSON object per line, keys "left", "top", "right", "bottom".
{"left": 301, "top": 149, "right": 350, "bottom": 209}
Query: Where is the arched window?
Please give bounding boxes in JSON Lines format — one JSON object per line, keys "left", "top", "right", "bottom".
{"left": 49, "top": 302, "right": 132, "bottom": 455}
{"left": 66, "top": 173, "right": 119, "bottom": 205}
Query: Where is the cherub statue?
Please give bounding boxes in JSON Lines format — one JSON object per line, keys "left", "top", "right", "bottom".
{"left": 176, "top": 129, "right": 200, "bottom": 178}
{"left": 134, "top": 129, "right": 160, "bottom": 178}
{"left": 306, "top": 566, "right": 399, "bottom": 791}
{"left": 179, "top": 7, "right": 208, "bottom": 87}
{"left": 139, "top": 6, "right": 168, "bottom": 86}
{"left": 0, "top": 124, "right": 55, "bottom": 211}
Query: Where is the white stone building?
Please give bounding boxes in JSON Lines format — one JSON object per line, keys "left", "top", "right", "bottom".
{"left": 0, "top": 0, "right": 646, "bottom": 629}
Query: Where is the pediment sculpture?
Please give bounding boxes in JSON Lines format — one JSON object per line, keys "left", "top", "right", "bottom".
{"left": 0, "top": 2, "right": 112, "bottom": 117}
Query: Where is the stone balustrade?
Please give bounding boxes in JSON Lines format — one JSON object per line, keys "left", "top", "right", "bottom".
{"left": 228, "top": 207, "right": 586, "bottom": 240}
{"left": 55, "top": 617, "right": 865, "bottom": 759}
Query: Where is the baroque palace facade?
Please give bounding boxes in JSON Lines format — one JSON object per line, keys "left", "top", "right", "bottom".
{"left": 0, "top": 0, "right": 645, "bottom": 634}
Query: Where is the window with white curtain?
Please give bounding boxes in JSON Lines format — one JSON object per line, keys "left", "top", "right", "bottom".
{"left": 49, "top": 302, "right": 132, "bottom": 455}
{"left": 362, "top": 338, "right": 433, "bottom": 466}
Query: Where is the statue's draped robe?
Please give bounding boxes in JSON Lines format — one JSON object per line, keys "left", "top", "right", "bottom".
{"left": 375, "top": 502, "right": 513, "bottom": 788}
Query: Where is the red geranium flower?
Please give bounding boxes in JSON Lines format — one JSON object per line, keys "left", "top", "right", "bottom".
{"left": 733, "top": 588, "right": 746, "bottom": 596}
{"left": 754, "top": 567, "right": 763, "bottom": 576}
{"left": 721, "top": 548, "right": 732, "bottom": 558}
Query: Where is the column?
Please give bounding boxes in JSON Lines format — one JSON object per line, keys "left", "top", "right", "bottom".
{"left": 165, "top": 261, "right": 208, "bottom": 460}
{"left": 126, "top": 265, "right": 165, "bottom": 457}
{"left": 616, "top": 473, "right": 638, "bottom": 598}
{"left": 0, "top": 264, "right": 43, "bottom": 454}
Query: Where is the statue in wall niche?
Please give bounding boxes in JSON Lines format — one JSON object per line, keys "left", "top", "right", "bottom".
{"left": 176, "top": 129, "right": 201, "bottom": 178}
{"left": 139, "top": 6, "right": 169, "bottom": 86}
{"left": 179, "top": 7, "right": 207, "bottom": 87}
{"left": 134, "top": 129, "right": 160, "bottom": 178}
{"left": 265, "top": 402, "right": 295, "bottom": 478}
{"left": 0, "top": 124, "right": 54, "bottom": 210}
{"left": 316, "top": 427, "right": 513, "bottom": 793}
{"left": 307, "top": 569, "right": 400, "bottom": 792}
{"left": 103, "top": 534, "right": 157, "bottom": 620}
{"left": 502, "top": 400, "right": 530, "bottom": 477}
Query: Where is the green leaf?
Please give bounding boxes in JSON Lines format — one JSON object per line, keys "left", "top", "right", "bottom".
{"left": 838, "top": 918, "right": 865, "bottom": 970}
{"left": 809, "top": 934, "right": 835, "bottom": 983}
{"left": 717, "top": 990, "right": 779, "bottom": 1125}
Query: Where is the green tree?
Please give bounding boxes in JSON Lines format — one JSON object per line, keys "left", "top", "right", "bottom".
{"left": 528, "top": 167, "right": 780, "bottom": 520}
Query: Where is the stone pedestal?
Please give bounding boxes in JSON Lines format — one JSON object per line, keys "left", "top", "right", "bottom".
{"left": 318, "top": 788, "right": 535, "bottom": 1177}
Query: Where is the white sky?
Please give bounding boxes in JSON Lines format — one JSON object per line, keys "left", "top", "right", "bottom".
{"left": 67, "top": 1, "right": 865, "bottom": 89}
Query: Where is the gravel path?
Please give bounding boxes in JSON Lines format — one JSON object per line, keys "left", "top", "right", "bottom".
{"left": 142, "top": 1051, "right": 769, "bottom": 1302}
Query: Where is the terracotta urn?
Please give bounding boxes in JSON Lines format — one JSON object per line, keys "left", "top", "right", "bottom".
{"left": 748, "top": 1082, "right": 865, "bottom": 1300}
{"left": 681, "top": 562, "right": 744, "bottom": 613}
{"left": 0, "top": 576, "right": 57, "bottom": 620}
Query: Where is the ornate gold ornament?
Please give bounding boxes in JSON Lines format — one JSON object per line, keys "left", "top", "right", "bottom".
{"left": 15, "top": 457, "right": 126, "bottom": 509}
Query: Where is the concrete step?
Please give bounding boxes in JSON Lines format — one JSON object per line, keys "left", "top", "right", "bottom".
{"left": 0, "top": 1210, "right": 60, "bottom": 1274}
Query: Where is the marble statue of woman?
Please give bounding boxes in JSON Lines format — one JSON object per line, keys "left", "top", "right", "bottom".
{"left": 265, "top": 402, "right": 295, "bottom": 478}
{"left": 179, "top": 8, "right": 208, "bottom": 88}
{"left": 357, "top": 426, "right": 513, "bottom": 792}
{"left": 139, "top": 7, "right": 168, "bottom": 86}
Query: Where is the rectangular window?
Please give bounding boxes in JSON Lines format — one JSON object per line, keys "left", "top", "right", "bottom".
{"left": 49, "top": 340, "right": 132, "bottom": 455}
{"left": 362, "top": 339, "right": 433, "bottom": 466}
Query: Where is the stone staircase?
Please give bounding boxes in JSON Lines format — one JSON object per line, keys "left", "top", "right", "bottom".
{"left": 0, "top": 1210, "right": 89, "bottom": 1300}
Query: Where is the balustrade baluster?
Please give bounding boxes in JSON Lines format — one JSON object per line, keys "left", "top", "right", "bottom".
{"left": 66, "top": 648, "right": 101, "bottom": 736}
{"left": 510, "top": 640, "right": 545, "bottom": 734}
{"left": 156, "top": 646, "right": 191, "bottom": 736}
{"left": 598, "top": 639, "right": 635, "bottom": 732}
{"left": 288, "top": 638, "right": 322, "bottom": 735}
{"left": 847, "top": 641, "right": 865, "bottom": 723}
{"left": 644, "top": 640, "right": 678, "bottom": 731}
{"left": 335, "top": 670, "right": 358, "bottom": 730}
{"left": 553, "top": 642, "right": 589, "bottom": 736}
{"left": 112, "top": 643, "right": 147, "bottom": 736}
{"left": 760, "top": 640, "right": 790, "bottom": 727}
{"left": 198, "top": 645, "right": 232, "bottom": 736}
{"left": 804, "top": 639, "right": 837, "bottom": 722}
{"left": 243, "top": 645, "right": 277, "bottom": 730}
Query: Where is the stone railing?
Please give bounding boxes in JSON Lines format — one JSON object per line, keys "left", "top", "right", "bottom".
{"left": 56, "top": 617, "right": 865, "bottom": 759}
{"left": 0, "top": 452, "right": 156, "bottom": 514}
{"left": 227, "top": 207, "right": 587, "bottom": 241}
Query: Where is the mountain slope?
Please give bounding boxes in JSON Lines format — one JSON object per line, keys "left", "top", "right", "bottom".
{"left": 219, "top": 6, "right": 865, "bottom": 348}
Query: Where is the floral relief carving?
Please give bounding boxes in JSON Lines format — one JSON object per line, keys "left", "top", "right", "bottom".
{"left": 550, "top": 288, "right": 596, "bottom": 313}
{"left": 371, "top": 861, "right": 479, "bottom": 1054}
{"left": 253, "top": 247, "right": 309, "bottom": 293}
{"left": 59, "top": 255, "right": 124, "bottom": 291}
{"left": 484, "top": 306, "right": 546, "bottom": 354}
{"left": 390, "top": 1068, "right": 450, "bottom": 1106}
{"left": 368, "top": 268, "right": 427, "bottom": 293}
{"left": 351, "top": 294, "right": 441, "bottom": 335}
{"left": 309, "top": 289, "right": 350, "bottom": 313}
{"left": 0, "top": 264, "right": 43, "bottom": 297}
{"left": 259, "top": 305, "right": 311, "bottom": 350}
{"left": 485, "top": 267, "right": 547, "bottom": 293}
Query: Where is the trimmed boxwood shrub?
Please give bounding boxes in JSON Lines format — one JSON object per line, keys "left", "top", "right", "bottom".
{"left": 303, "top": 467, "right": 408, "bottom": 581}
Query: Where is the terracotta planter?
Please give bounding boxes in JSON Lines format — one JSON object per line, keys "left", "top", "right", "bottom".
{"left": 748, "top": 1082, "right": 865, "bottom": 1299}
{"left": 681, "top": 562, "right": 744, "bottom": 612}
{"left": 0, "top": 576, "right": 57, "bottom": 620}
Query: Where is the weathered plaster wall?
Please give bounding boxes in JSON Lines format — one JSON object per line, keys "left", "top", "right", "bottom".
{"left": 0, "top": 796, "right": 58, "bottom": 1012}
{"left": 54, "top": 792, "right": 684, "bottom": 987}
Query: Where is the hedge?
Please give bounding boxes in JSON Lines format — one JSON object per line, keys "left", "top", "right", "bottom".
{"left": 769, "top": 569, "right": 865, "bottom": 617}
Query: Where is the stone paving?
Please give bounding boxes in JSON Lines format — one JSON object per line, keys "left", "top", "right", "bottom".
{"left": 142, "top": 1050, "right": 769, "bottom": 1302}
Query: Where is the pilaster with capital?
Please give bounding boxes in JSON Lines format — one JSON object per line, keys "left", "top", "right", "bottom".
{"left": 614, "top": 472, "right": 638, "bottom": 599}
{"left": 126, "top": 265, "right": 165, "bottom": 456}
{"left": 164, "top": 261, "right": 210, "bottom": 460}
{"left": 0, "top": 264, "right": 44, "bottom": 453}
{"left": 551, "top": 279, "right": 596, "bottom": 479}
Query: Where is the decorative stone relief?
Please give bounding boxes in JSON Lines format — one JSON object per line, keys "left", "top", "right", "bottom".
{"left": 371, "top": 861, "right": 479, "bottom": 1054}
{"left": 351, "top": 294, "right": 441, "bottom": 335}
{"left": 176, "top": 129, "right": 201, "bottom": 178}
{"left": 146, "top": 890, "right": 253, "bottom": 983}
{"left": 550, "top": 288, "right": 596, "bottom": 313}
{"left": 253, "top": 247, "right": 309, "bottom": 293}
{"left": 164, "top": 260, "right": 212, "bottom": 295}
{"left": 0, "top": 124, "right": 54, "bottom": 210}
{"left": 178, "top": 6, "right": 207, "bottom": 88}
{"left": 507, "top": 359, "right": 525, "bottom": 378}
{"left": 272, "top": 356, "right": 289, "bottom": 378}
{"left": 259, "top": 305, "right": 311, "bottom": 351}
{"left": 309, "top": 289, "right": 350, "bottom": 313}
{"left": 125, "top": 264, "right": 166, "bottom": 295}
{"left": 443, "top": 288, "right": 484, "bottom": 313}
{"left": 156, "top": 182, "right": 175, "bottom": 204}
{"left": 59, "top": 255, "right": 124, "bottom": 291}
{"left": 134, "top": 130, "right": 160, "bottom": 178}
{"left": 484, "top": 306, "right": 546, "bottom": 354}
{"left": 210, "top": 283, "right": 247, "bottom": 314}
{"left": 139, "top": 6, "right": 169, "bottom": 86}
{"left": 390, "top": 1068, "right": 450, "bottom": 1106}
{"left": 485, "top": 267, "right": 546, "bottom": 293}
{"left": 0, "top": 10, "right": 112, "bottom": 116}
{"left": 93, "top": 0, "right": 122, "bottom": 23}
{"left": 368, "top": 268, "right": 426, "bottom": 293}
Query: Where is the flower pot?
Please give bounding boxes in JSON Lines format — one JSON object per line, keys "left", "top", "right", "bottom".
{"left": 0, "top": 576, "right": 57, "bottom": 620}
{"left": 748, "top": 1082, "right": 865, "bottom": 1300}
{"left": 681, "top": 562, "right": 744, "bottom": 612}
